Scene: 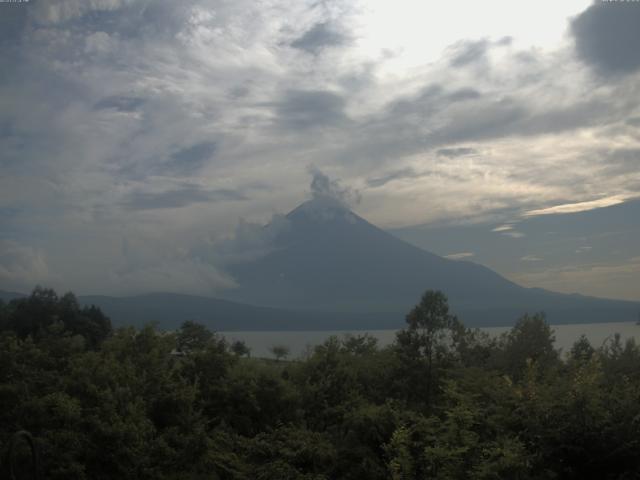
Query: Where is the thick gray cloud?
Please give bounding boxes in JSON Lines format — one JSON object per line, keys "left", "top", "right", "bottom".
{"left": 274, "top": 90, "right": 348, "bottom": 130}
{"left": 0, "top": 241, "right": 54, "bottom": 293}
{"left": 366, "top": 168, "right": 418, "bottom": 188}
{"left": 309, "top": 167, "right": 360, "bottom": 207}
{"left": 446, "top": 88, "right": 482, "bottom": 102}
{"left": 211, "top": 214, "right": 291, "bottom": 265}
{"left": 123, "top": 186, "right": 247, "bottom": 210}
{"left": 163, "top": 142, "right": 218, "bottom": 175}
{"left": 571, "top": 2, "right": 640, "bottom": 75}
{"left": 365, "top": 165, "right": 473, "bottom": 188}
{"left": 600, "top": 148, "right": 640, "bottom": 175}
{"left": 30, "top": 0, "right": 133, "bottom": 24}
{"left": 436, "top": 147, "right": 478, "bottom": 158}
{"left": 0, "top": 4, "right": 29, "bottom": 46}
{"left": 94, "top": 96, "right": 145, "bottom": 113}
{"left": 290, "top": 22, "right": 349, "bottom": 54}
{"left": 449, "top": 39, "right": 489, "bottom": 68}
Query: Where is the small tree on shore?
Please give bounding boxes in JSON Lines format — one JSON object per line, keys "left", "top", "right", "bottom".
{"left": 270, "top": 344, "right": 290, "bottom": 361}
{"left": 231, "top": 339, "right": 251, "bottom": 357}
{"left": 397, "top": 290, "right": 456, "bottom": 406}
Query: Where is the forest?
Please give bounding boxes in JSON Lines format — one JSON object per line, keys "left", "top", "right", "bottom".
{"left": 1, "top": 287, "right": 639, "bottom": 479}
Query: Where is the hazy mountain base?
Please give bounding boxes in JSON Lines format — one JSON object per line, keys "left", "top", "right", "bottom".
{"left": 1, "top": 287, "right": 639, "bottom": 479}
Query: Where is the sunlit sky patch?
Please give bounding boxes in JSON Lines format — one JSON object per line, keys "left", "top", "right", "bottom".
{"left": 523, "top": 195, "right": 630, "bottom": 216}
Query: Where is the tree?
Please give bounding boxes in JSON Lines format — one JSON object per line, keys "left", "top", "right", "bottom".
{"left": 404, "top": 290, "right": 454, "bottom": 354}
{"left": 176, "top": 320, "right": 213, "bottom": 353}
{"left": 5, "top": 286, "right": 60, "bottom": 338}
{"left": 570, "top": 334, "right": 595, "bottom": 363}
{"left": 341, "top": 333, "right": 378, "bottom": 355}
{"left": 2, "top": 287, "right": 111, "bottom": 348}
{"left": 499, "top": 312, "right": 559, "bottom": 379}
{"left": 231, "top": 339, "right": 251, "bottom": 357}
{"left": 398, "top": 290, "right": 456, "bottom": 406}
{"left": 270, "top": 345, "right": 290, "bottom": 361}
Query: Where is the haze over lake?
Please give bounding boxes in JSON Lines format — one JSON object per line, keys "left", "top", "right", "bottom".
{"left": 222, "top": 321, "right": 640, "bottom": 359}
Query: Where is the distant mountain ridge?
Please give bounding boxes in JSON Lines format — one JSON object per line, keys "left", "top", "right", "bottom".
{"left": 0, "top": 290, "right": 400, "bottom": 331}
{"left": 79, "top": 293, "right": 399, "bottom": 331}
{"left": 0, "top": 290, "right": 25, "bottom": 303}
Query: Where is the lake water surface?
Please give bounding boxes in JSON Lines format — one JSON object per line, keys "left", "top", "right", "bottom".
{"left": 220, "top": 322, "right": 640, "bottom": 359}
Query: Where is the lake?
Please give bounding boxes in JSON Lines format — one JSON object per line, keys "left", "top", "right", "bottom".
{"left": 220, "top": 322, "right": 640, "bottom": 359}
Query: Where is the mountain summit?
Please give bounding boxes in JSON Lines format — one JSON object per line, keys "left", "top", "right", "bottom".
{"left": 223, "top": 199, "right": 639, "bottom": 326}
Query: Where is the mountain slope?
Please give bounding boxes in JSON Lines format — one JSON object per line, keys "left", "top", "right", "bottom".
{"left": 223, "top": 198, "right": 640, "bottom": 326}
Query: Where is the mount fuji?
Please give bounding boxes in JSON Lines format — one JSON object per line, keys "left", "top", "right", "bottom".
{"left": 222, "top": 197, "right": 639, "bottom": 327}
{"left": 6, "top": 197, "right": 636, "bottom": 330}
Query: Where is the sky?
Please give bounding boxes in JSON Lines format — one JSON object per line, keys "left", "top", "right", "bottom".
{"left": 0, "top": 0, "right": 639, "bottom": 300}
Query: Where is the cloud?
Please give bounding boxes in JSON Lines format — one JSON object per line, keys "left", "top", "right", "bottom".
{"left": 449, "top": 39, "right": 489, "bottom": 68}
{"left": 521, "top": 255, "right": 541, "bottom": 262}
{"left": 290, "top": 22, "right": 349, "bottom": 54}
{"left": 503, "top": 231, "right": 525, "bottom": 239}
{"left": 0, "top": 3, "right": 29, "bottom": 46}
{"left": 212, "top": 214, "right": 291, "bottom": 265}
{"left": 601, "top": 148, "right": 640, "bottom": 175}
{"left": 1, "top": 0, "right": 639, "bottom": 300}
{"left": 109, "top": 233, "right": 238, "bottom": 296}
{"left": 446, "top": 88, "right": 482, "bottom": 102}
{"left": 366, "top": 168, "right": 418, "bottom": 188}
{"left": 94, "top": 96, "right": 145, "bottom": 113}
{"left": 513, "top": 257, "right": 640, "bottom": 301}
{"left": 523, "top": 195, "right": 629, "bottom": 217}
{"left": 111, "top": 257, "right": 236, "bottom": 296}
{"left": 31, "top": 0, "right": 132, "bottom": 25}
{"left": 84, "top": 31, "right": 115, "bottom": 54}
{"left": 163, "top": 141, "right": 218, "bottom": 175}
{"left": 571, "top": 2, "right": 640, "bottom": 75}
{"left": 386, "top": 83, "right": 445, "bottom": 115}
{"left": 212, "top": 170, "right": 361, "bottom": 266}
{"left": 273, "top": 90, "right": 348, "bottom": 130}
{"left": 436, "top": 147, "right": 478, "bottom": 158}
{"left": 309, "top": 167, "right": 360, "bottom": 207}
{"left": 122, "top": 186, "right": 247, "bottom": 210}
{"left": 0, "top": 241, "right": 53, "bottom": 291}
{"left": 444, "top": 252, "right": 474, "bottom": 260}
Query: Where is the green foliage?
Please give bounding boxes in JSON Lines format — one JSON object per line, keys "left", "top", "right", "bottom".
{"left": 2, "top": 287, "right": 112, "bottom": 348}
{"left": 496, "top": 312, "right": 560, "bottom": 380}
{"left": 1, "top": 287, "right": 639, "bottom": 479}
{"left": 269, "top": 344, "right": 290, "bottom": 361}
{"left": 570, "top": 334, "right": 595, "bottom": 363}
{"left": 230, "top": 340, "right": 251, "bottom": 357}
{"left": 177, "top": 320, "right": 214, "bottom": 353}
{"left": 395, "top": 290, "right": 460, "bottom": 407}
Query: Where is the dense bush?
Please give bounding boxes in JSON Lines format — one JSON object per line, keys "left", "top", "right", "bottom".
{"left": 1, "top": 288, "right": 639, "bottom": 479}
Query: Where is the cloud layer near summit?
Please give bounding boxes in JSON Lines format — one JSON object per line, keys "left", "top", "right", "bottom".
{"left": 1, "top": 0, "right": 639, "bottom": 298}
